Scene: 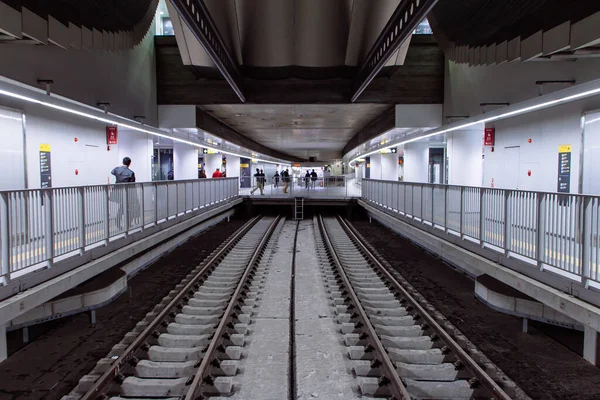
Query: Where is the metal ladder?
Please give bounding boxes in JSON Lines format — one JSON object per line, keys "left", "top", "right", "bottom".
{"left": 294, "top": 197, "right": 304, "bottom": 220}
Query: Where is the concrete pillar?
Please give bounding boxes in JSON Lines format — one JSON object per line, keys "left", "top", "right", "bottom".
{"left": 225, "top": 155, "right": 240, "bottom": 180}
{"left": 404, "top": 141, "right": 429, "bottom": 183}
{"left": 447, "top": 126, "right": 484, "bottom": 186}
{"left": 370, "top": 153, "right": 382, "bottom": 180}
{"left": 584, "top": 326, "right": 598, "bottom": 365}
{"left": 205, "top": 153, "right": 223, "bottom": 178}
{"left": 0, "top": 323, "right": 6, "bottom": 363}
{"left": 381, "top": 153, "right": 399, "bottom": 181}
{"left": 173, "top": 142, "right": 198, "bottom": 180}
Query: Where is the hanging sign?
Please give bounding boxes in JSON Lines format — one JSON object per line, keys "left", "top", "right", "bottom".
{"left": 557, "top": 144, "right": 571, "bottom": 193}
{"left": 484, "top": 128, "right": 495, "bottom": 146}
{"left": 39, "top": 143, "right": 52, "bottom": 188}
{"left": 106, "top": 126, "right": 118, "bottom": 144}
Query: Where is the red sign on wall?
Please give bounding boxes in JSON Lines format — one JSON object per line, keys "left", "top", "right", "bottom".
{"left": 484, "top": 127, "right": 495, "bottom": 146}
{"left": 106, "top": 126, "right": 118, "bottom": 145}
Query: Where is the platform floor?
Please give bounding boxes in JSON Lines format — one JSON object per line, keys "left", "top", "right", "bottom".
{"left": 240, "top": 179, "right": 361, "bottom": 199}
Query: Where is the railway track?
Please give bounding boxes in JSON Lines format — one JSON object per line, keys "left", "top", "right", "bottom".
{"left": 66, "top": 215, "right": 281, "bottom": 400}
{"left": 61, "top": 213, "right": 525, "bottom": 400}
{"left": 315, "top": 215, "right": 517, "bottom": 400}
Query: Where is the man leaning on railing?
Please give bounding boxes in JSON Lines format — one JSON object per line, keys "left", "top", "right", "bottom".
{"left": 110, "top": 157, "right": 138, "bottom": 229}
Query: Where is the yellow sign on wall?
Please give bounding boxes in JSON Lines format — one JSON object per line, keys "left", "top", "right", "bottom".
{"left": 39, "top": 143, "right": 51, "bottom": 152}
{"left": 240, "top": 163, "right": 249, "bottom": 168}
{"left": 558, "top": 144, "right": 572, "bottom": 153}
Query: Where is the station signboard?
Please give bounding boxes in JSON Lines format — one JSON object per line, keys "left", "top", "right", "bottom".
{"left": 106, "top": 126, "right": 118, "bottom": 144}
{"left": 484, "top": 128, "right": 495, "bottom": 146}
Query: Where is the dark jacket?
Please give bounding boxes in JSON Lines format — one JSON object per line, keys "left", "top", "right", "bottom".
{"left": 111, "top": 166, "right": 135, "bottom": 183}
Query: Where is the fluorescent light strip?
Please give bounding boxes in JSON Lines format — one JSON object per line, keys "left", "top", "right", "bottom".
{"left": 0, "top": 88, "right": 289, "bottom": 166}
{"left": 349, "top": 86, "right": 600, "bottom": 165}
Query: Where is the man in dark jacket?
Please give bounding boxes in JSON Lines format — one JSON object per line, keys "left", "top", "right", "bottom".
{"left": 282, "top": 169, "right": 290, "bottom": 194}
{"left": 251, "top": 168, "right": 264, "bottom": 195}
{"left": 111, "top": 157, "right": 135, "bottom": 183}
{"left": 110, "top": 157, "right": 137, "bottom": 229}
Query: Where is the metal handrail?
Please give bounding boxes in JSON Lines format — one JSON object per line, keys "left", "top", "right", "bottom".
{"left": 0, "top": 178, "right": 240, "bottom": 287}
{"left": 360, "top": 178, "right": 600, "bottom": 289}
{"left": 362, "top": 178, "right": 600, "bottom": 199}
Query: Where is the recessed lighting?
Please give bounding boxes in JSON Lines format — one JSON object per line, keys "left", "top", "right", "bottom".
{"left": 160, "top": 11, "right": 164, "bottom": 15}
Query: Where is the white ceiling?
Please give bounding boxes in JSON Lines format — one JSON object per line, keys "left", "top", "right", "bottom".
{"left": 198, "top": 104, "right": 391, "bottom": 160}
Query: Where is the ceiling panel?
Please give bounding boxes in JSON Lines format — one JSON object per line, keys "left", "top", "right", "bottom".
{"left": 198, "top": 104, "right": 389, "bottom": 160}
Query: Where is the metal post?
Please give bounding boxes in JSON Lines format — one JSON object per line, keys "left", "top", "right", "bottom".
{"left": 174, "top": 182, "right": 178, "bottom": 216}
{"left": 44, "top": 190, "right": 54, "bottom": 266}
{"left": 0, "top": 193, "right": 10, "bottom": 283}
{"left": 504, "top": 190, "right": 510, "bottom": 255}
{"left": 536, "top": 193, "right": 545, "bottom": 269}
{"left": 431, "top": 186, "right": 435, "bottom": 226}
{"left": 78, "top": 187, "right": 86, "bottom": 252}
{"left": 420, "top": 185, "right": 424, "bottom": 222}
{"left": 522, "top": 318, "right": 529, "bottom": 334}
{"left": 459, "top": 186, "right": 464, "bottom": 237}
{"left": 124, "top": 186, "right": 129, "bottom": 233}
{"left": 479, "top": 188, "right": 484, "bottom": 244}
{"left": 582, "top": 196, "right": 592, "bottom": 281}
{"left": 444, "top": 185, "right": 448, "bottom": 231}
{"left": 140, "top": 184, "right": 145, "bottom": 228}
{"left": 154, "top": 183, "right": 158, "bottom": 224}
{"left": 105, "top": 185, "right": 111, "bottom": 241}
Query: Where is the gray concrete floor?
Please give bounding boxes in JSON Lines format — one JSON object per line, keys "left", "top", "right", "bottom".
{"left": 294, "top": 220, "right": 360, "bottom": 400}
{"left": 219, "top": 219, "right": 360, "bottom": 400}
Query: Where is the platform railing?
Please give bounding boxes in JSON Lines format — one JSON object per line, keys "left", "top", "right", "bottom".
{"left": 361, "top": 179, "right": 600, "bottom": 289}
{"left": 0, "top": 178, "right": 239, "bottom": 285}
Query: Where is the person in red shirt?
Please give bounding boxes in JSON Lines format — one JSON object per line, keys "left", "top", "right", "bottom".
{"left": 212, "top": 168, "right": 223, "bottom": 178}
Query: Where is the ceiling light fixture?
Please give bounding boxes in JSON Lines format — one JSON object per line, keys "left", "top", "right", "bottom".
{"left": 0, "top": 86, "right": 289, "bottom": 167}
{"left": 348, "top": 82, "right": 600, "bottom": 166}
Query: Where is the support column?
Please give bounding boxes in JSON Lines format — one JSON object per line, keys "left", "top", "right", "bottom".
{"left": 447, "top": 125, "right": 484, "bottom": 186}
{"left": 205, "top": 153, "right": 223, "bottom": 177}
{"left": 381, "top": 152, "right": 399, "bottom": 181}
{"left": 173, "top": 142, "right": 198, "bottom": 180}
{"left": 584, "top": 326, "right": 598, "bottom": 365}
{"left": 404, "top": 141, "right": 429, "bottom": 183}
{"left": 0, "top": 323, "right": 7, "bottom": 363}
{"left": 369, "top": 153, "right": 382, "bottom": 180}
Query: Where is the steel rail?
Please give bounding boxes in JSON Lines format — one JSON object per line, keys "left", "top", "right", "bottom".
{"left": 80, "top": 215, "right": 262, "bottom": 400}
{"left": 338, "top": 216, "right": 513, "bottom": 400}
{"left": 185, "top": 215, "right": 282, "bottom": 399}
{"left": 317, "top": 215, "right": 411, "bottom": 400}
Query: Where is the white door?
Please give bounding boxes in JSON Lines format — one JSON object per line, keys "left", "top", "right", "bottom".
{"left": 503, "top": 146, "right": 520, "bottom": 189}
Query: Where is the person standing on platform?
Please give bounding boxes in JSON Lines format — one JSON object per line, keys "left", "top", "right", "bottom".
{"left": 251, "top": 168, "right": 264, "bottom": 195}
{"left": 282, "top": 168, "right": 290, "bottom": 194}
{"left": 199, "top": 170, "right": 207, "bottom": 179}
{"left": 212, "top": 168, "right": 223, "bottom": 178}
{"left": 304, "top": 171, "right": 310, "bottom": 189}
{"left": 111, "top": 157, "right": 136, "bottom": 183}
{"left": 273, "top": 171, "right": 280, "bottom": 188}
{"left": 110, "top": 157, "right": 137, "bottom": 229}
{"left": 311, "top": 169, "right": 318, "bottom": 188}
